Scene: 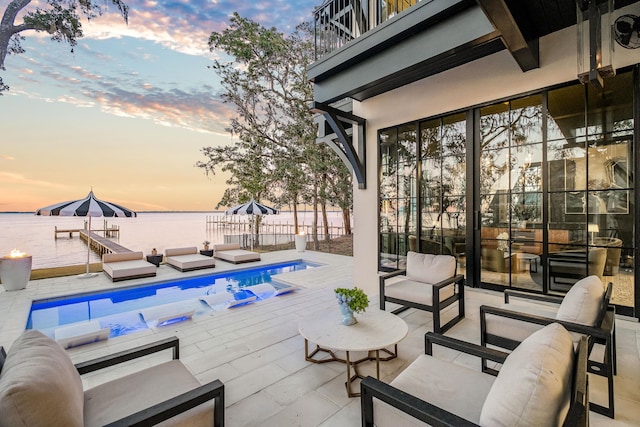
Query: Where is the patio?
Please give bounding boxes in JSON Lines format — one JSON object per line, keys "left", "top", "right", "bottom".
{"left": 1, "top": 250, "right": 639, "bottom": 426}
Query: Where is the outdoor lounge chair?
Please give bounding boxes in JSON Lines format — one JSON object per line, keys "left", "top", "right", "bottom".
{"left": 165, "top": 247, "right": 216, "bottom": 272}
{"left": 213, "top": 243, "right": 260, "bottom": 264}
{"left": 102, "top": 251, "right": 157, "bottom": 282}
{"left": 379, "top": 251, "right": 464, "bottom": 333}
{"left": 480, "top": 275, "right": 615, "bottom": 418}
{"left": 361, "top": 323, "right": 589, "bottom": 427}
{"left": 0, "top": 330, "right": 225, "bottom": 427}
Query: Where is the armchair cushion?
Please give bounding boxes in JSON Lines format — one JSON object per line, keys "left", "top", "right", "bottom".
{"left": 375, "top": 355, "right": 495, "bottom": 425}
{"left": 555, "top": 275, "right": 605, "bottom": 326}
{"left": 479, "top": 323, "right": 574, "bottom": 427}
{"left": 383, "top": 279, "right": 455, "bottom": 306}
{"left": 84, "top": 360, "right": 213, "bottom": 426}
{"left": 406, "top": 252, "right": 456, "bottom": 284}
{"left": 0, "top": 330, "right": 84, "bottom": 427}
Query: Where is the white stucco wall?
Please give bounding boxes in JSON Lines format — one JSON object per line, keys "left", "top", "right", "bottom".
{"left": 350, "top": 5, "right": 640, "bottom": 298}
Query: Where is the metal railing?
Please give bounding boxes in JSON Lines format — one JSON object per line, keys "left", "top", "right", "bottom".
{"left": 313, "top": 0, "right": 421, "bottom": 59}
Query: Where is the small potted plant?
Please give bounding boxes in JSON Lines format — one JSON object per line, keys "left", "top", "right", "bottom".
{"left": 202, "top": 240, "right": 211, "bottom": 251}
{"left": 334, "top": 287, "right": 369, "bottom": 325}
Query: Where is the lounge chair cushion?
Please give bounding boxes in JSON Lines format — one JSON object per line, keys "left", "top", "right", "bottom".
{"left": 555, "top": 275, "right": 605, "bottom": 326}
{"left": 213, "top": 243, "right": 260, "bottom": 263}
{"left": 406, "top": 252, "right": 456, "bottom": 284}
{"left": 375, "top": 354, "right": 495, "bottom": 426}
{"left": 0, "top": 330, "right": 84, "bottom": 427}
{"left": 102, "top": 251, "right": 143, "bottom": 263}
{"left": 165, "top": 247, "right": 198, "bottom": 257}
{"left": 84, "top": 360, "right": 214, "bottom": 426}
{"left": 479, "top": 323, "right": 574, "bottom": 427}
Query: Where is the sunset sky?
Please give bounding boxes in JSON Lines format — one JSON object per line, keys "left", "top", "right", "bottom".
{"left": 0, "top": 0, "right": 318, "bottom": 212}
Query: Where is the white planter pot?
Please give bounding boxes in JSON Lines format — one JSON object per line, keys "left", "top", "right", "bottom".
{"left": 0, "top": 255, "right": 32, "bottom": 291}
{"left": 295, "top": 234, "right": 307, "bottom": 252}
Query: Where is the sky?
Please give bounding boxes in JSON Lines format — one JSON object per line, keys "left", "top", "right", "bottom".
{"left": 0, "top": 0, "right": 318, "bottom": 212}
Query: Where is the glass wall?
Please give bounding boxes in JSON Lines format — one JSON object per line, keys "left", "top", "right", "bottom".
{"left": 378, "top": 71, "right": 636, "bottom": 312}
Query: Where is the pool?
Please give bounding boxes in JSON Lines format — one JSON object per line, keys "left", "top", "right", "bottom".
{"left": 27, "top": 260, "right": 320, "bottom": 345}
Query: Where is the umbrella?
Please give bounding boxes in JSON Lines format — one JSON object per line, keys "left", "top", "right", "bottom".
{"left": 36, "top": 191, "right": 137, "bottom": 278}
{"left": 225, "top": 199, "right": 278, "bottom": 250}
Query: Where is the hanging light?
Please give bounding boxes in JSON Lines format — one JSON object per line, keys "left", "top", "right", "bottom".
{"left": 577, "top": 0, "right": 615, "bottom": 89}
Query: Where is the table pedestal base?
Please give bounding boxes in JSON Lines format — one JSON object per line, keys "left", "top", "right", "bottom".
{"left": 304, "top": 339, "right": 398, "bottom": 397}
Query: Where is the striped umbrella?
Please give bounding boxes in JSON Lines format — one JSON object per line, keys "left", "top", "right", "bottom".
{"left": 36, "top": 191, "right": 137, "bottom": 277}
{"left": 225, "top": 199, "right": 277, "bottom": 250}
{"left": 225, "top": 199, "right": 278, "bottom": 216}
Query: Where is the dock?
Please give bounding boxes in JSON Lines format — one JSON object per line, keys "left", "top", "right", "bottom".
{"left": 205, "top": 215, "right": 346, "bottom": 237}
{"left": 79, "top": 230, "right": 131, "bottom": 257}
{"left": 55, "top": 225, "right": 120, "bottom": 239}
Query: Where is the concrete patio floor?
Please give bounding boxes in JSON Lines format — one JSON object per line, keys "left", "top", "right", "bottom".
{"left": 1, "top": 250, "right": 639, "bottom": 426}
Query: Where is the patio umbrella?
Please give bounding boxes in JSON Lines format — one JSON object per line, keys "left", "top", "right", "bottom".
{"left": 36, "top": 190, "right": 137, "bottom": 278}
{"left": 225, "top": 199, "right": 278, "bottom": 250}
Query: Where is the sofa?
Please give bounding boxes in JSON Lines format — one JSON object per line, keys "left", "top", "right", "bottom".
{"left": 102, "top": 251, "right": 157, "bottom": 282}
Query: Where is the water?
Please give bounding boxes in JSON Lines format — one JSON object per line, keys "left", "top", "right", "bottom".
{"left": 27, "top": 260, "right": 320, "bottom": 340}
{"left": 0, "top": 211, "right": 345, "bottom": 269}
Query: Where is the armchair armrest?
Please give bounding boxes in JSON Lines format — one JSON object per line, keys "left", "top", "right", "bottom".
{"left": 480, "top": 305, "right": 610, "bottom": 340}
{"left": 504, "top": 289, "right": 564, "bottom": 305}
{"left": 425, "top": 332, "right": 508, "bottom": 365}
{"left": 105, "top": 379, "right": 225, "bottom": 427}
{"left": 75, "top": 337, "right": 179, "bottom": 375}
{"left": 379, "top": 269, "right": 407, "bottom": 283}
{"left": 430, "top": 273, "right": 464, "bottom": 289}
{"left": 361, "top": 376, "right": 477, "bottom": 427}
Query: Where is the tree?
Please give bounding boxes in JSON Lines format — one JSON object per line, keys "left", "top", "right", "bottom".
{"left": 0, "top": 0, "right": 129, "bottom": 93}
{"left": 198, "top": 13, "right": 353, "bottom": 246}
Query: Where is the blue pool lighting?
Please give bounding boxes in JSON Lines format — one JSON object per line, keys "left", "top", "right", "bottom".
{"left": 27, "top": 260, "right": 320, "bottom": 345}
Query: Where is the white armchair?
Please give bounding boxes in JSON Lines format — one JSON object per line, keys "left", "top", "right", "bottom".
{"left": 379, "top": 252, "right": 464, "bottom": 333}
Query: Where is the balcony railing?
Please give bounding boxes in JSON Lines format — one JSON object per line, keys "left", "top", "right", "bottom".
{"left": 313, "top": 0, "right": 420, "bottom": 59}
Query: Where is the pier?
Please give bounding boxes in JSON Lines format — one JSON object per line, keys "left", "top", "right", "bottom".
{"left": 54, "top": 221, "right": 128, "bottom": 257}
{"left": 205, "top": 215, "right": 347, "bottom": 237}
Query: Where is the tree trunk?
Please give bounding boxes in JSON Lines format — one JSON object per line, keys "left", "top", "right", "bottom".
{"left": 312, "top": 183, "right": 319, "bottom": 250}
{"left": 342, "top": 208, "right": 352, "bottom": 235}
{"left": 292, "top": 196, "right": 299, "bottom": 235}
{"left": 321, "top": 199, "right": 329, "bottom": 242}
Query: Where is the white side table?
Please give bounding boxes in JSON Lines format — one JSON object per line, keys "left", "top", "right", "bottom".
{"left": 0, "top": 254, "right": 32, "bottom": 291}
{"left": 299, "top": 309, "right": 408, "bottom": 397}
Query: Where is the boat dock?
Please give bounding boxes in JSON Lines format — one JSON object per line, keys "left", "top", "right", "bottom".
{"left": 205, "top": 215, "right": 347, "bottom": 237}
{"left": 79, "top": 230, "right": 131, "bottom": 257}
{"left": 53, "top": 222, "right": 129, "bottom": 257}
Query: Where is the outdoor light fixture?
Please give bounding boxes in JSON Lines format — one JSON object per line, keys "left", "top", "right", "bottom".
{"left": 1, "top": 249, "right": 32, "bottom": 291}
{"left": 577, "top": 0, "right": 615, "bottom": 89}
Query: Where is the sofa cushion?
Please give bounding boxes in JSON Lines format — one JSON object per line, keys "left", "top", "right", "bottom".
{"left": 479, "top": 323, "right": 574, "bottom": 427}
{"left": 406, "top": 252, "right": 456, "bottom": 284}
{"left": 555, "top": 275, "right": 605, "bottom": 326}
{"left": 0, "top": 330, "right": 84, "bottom": 427}
{"left": 384, "top": 278, "right": 455, "bottom": 306}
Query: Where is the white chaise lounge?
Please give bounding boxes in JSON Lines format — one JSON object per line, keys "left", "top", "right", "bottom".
{"left": 102, "top": 251, "right": 157, "bottom": 282}
{"left": 213, "top": 243, "right": 260, "bottom": 264}
{"left": 165, "top": 247, "right": 215, "bottom": 272}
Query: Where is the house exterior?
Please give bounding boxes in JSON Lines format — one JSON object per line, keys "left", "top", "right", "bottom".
{"left": 309, "top": 0, "right": 640, "bottom": 318}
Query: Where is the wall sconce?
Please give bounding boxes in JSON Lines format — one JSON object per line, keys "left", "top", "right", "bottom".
{"left": 577, "top": 0, "right": 615, "bottom": 89}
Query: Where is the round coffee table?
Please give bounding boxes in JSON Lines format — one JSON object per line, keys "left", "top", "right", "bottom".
{"left": 299, "top": 309, "right": 408, "bottom": 397}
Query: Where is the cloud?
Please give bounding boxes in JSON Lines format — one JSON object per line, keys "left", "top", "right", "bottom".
{"left": 0, "top": 172, "right": 67, "bottom": 189}
{"left": 0, "top": 155, "right": 16, "bottom": 160}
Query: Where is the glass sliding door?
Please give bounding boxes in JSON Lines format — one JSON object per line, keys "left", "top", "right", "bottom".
{"left": 479, "top": 95, "right": 544, "bottom": 290}
{"left": 379, "top": 125, "right": 417, "bottom": 270}
{"left": 419, "top": 113, "right": 467, "bottom": 275}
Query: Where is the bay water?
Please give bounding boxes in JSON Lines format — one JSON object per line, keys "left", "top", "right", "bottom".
{"left": 0, "top": 211, "right": 345, "bottom": 269}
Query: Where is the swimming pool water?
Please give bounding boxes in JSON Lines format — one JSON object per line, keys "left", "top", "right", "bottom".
{"left": 27, "top": 260, "right": 319, "bottom": 340}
